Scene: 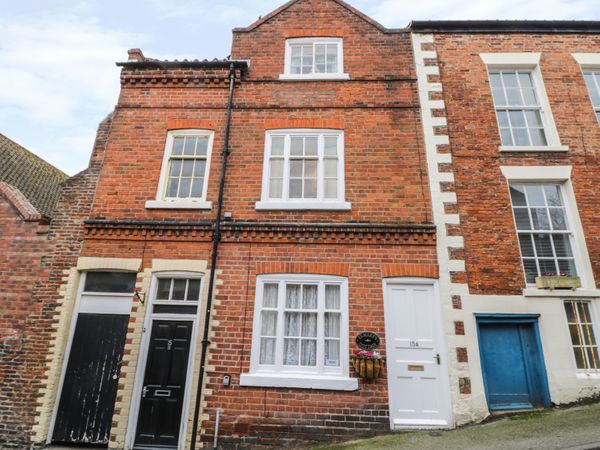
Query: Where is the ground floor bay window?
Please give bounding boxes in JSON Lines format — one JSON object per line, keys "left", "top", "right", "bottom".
{"left": 240, "top": 274, "right": 357, "bottom": 390}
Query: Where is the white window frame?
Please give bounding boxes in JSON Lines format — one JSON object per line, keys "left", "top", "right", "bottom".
{"left": 500, "top": 166, "right": 596, "bottom": 294}
{"left": 240, "top": 274, "right": 357, "bottom": 391}
{"left": 481, "top": 53, "right": 567, "bottom": 152}
{"left": 572, "top": 53, "right": 600, "bottom": 125}
{"left": 145, "top": 129, "right": 214, "bottom": 210}
{"left": 280, "top": 37, "right": 349, "bottom": 81}
{"left": 563, "top": 299, "right": 600, "bottom": 373}
{"left": 256, "top": 129, "right": 351, "bottom": 210}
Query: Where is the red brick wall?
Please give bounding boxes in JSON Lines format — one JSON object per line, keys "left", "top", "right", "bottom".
{"left": 0, "top": 195, "right": 50, "bottom": 446}
{"left": 0, "top": 115, "right": 112, "bottom": 447}
{"left": 432, "top": 33, "right": 600, "bottom": 294}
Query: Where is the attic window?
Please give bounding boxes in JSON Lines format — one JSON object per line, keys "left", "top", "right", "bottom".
{"left": 280, "top": 38, "right": 349, "bottom": 81}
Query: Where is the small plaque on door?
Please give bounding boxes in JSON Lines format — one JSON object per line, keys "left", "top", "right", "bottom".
{"left": 407, "top": 364, "right": 425, "bottom": 372}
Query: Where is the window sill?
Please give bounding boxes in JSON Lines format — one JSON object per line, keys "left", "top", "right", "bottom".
{"left": 255, "top": 201, "right": 351, "bottom": 211}
{"left": 499, "top": 145, "right": 569, "bottom": 152}
{"left": 239, "top": 373, "right": 358, "bottom": 391}
{"left": 145, "top": 200, "right": 212, "bottom": 210}
{"left": 576, "top": 371, "right": 600, "bottom": 380}
{"left": 278, "top": 73, "right": 350, "bottom": 81}
{"left": 523, "top": 288, "right": 600, "bottom": 298}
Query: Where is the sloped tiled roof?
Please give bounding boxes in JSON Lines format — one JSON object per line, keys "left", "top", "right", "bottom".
{"left": 0, "top": 133, "right": 68, "bottom": 217}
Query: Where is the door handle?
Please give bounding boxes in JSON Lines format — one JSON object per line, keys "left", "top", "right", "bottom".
{"left": 434, "top": 353, "right": 441, "bottom": 365}
{"left": 142, "top": 386, "right": 149, "bottom": 398}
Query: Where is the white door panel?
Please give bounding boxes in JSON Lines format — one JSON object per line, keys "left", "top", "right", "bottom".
{"left": 384, "top": 282, "right": 452, "bottom": 428}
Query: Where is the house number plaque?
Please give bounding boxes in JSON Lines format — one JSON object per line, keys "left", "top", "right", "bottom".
{"left": 356, "top": 332, "right": 380, "bottom": 350}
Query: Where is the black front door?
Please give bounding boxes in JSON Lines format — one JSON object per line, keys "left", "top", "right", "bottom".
{"left": 134, "top": 320, "right": 193, "bottom": 449}
{"left": 53, "top": 313, "right": 129, "bottom": 444}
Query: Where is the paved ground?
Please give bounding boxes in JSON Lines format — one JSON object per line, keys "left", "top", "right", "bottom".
{"left": 317, "top": 403, "right": 600, "bottom": 450}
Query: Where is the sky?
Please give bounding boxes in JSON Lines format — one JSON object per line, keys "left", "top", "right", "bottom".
{"left": 2, "top": 0, "right": 600, "bottom": 175}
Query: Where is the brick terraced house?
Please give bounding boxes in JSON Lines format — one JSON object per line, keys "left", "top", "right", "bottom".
{"left": 411, "top": 21, "right": 600, "bottom": 422}
{"left": 2, "top": 2, "right": 600, "bottom": 450}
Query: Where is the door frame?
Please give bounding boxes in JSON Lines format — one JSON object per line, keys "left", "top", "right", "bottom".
{"left": 47, "top": 271, "right": 135, "bottom": 444}
{"left": 475, "top": 314, "right": 552, "bottom": 411}
{"left": 382, "top": 278, "right": 454, "bottom": 429}
{"left": 125, "top": 272, "right": 204, "bottom": 450}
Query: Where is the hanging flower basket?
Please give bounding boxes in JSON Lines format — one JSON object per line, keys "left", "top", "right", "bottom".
{"left": 535, "top": 273, "right": 581, "bottom": 290}
{"left": 351, "top": 350, "right": 385, "bottom": 381}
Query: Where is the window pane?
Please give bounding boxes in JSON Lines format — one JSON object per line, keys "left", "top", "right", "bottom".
{"left": 261, "top": 311, "right": 278, "bottom": 336}
{"left": 178, "top": 178, "right": 192, "bottom": 198}
{"left": 525, "top": 110, "right": 543, "bottom": 127}
{"left": 301, "top": 340, "right": 317, "bottom": 366}
{"left": 506, "top": 87, "right": 523, "bottom": 106}
{"left": 513, "top": 128, "right": 529, "bottom": 145}
{"left": 531, "top": 208, "right": 550, "bottom": 230}
{"left": 500, "top": 128, "right": 513, "bottom": 145}
{"left": 552, "top": 234, "right": 573, "bottom": 257}
{"left": 587, "top": 347, "right": 599, "bottom": 369}
{"left": 172, "top": 279, "right": 186, "bottom": 300}
{"left": 271, "top": 136, "right": 284, "bottom": 156}
{"left": 156, "top": 278, "right": 171, "bottom": 299}
{"left": 574, "top": 346, "right": 586, "bottom": 369}
{"left": 195, "top": 137, "right": 209, "bottom": 156}
{"left": 492, "top": 87, "right": 507, "bottom": 106}
{"left": 283, "top": 338, "right": 299, "bottom": 365}
{"left": 325, "top": 312, "right": 340, "bottom": 337}
{"left": 539, "top": 258, "right": 558, "bottom": 275}
{"left": 289, "top": 179, "right": 302, "bottom": 198}
{"left": 172, "top": 137, "right": 184, "bottom": 155}
{"left": 518, "top": 234, "right": 535, "bottom": 257}
{"left": 325, "top": 340, "right": 340, "bottom": 366}
{"left": 304, "top": 178, "right": 317, "bottom": 198}
{"left": 305, "top": 160, "right": 317, "bottom": 178}
{"left": 270, "top": 159, "right": 283, "bottom": 178}
{"left": 326, "top": 44, "right": 338, "bottom": 73}
{"left": 324, "top": 159, "right": 337, "bottom": 177}
{"left": 286, "top": 285, "right": 301, "bottom": 308}
{"left": 260, "top": 338, "right": 276, "bottom": 364}
{"left": 497, "top": 111, "right": 510, "bottom": 127}
{"left": 325, "top": 180, "right": 337, "bottom": 199}
{"left": 305, "top": 137, "right": 318, "bottom": 155}
{"left": 190, "top": 178, "right": 204, "bottom": 197}
{"left": 193, "top": 160, "right": 206, "bottom": 178}
{"left": 315, "top": 44, "right": 326, "bottom": 73}
{"left": 183, "top": 137, "right": 196, "bottom": 155}
{"left": 584, "top": 73, "right": 600, "bottom": 106}
{"left": 530, "top": 128, "right": 547, "bottom": 146}
{"left": 522, "top": 87, "right": 538, "bottom": 105}
{"left": 301, "top": 313, "right": 317, "bottom": 337}
{"left": 324, "top": 137, "right": 338, "bottom": 156}
{"left": 544, "top": 185, "right": 562, "bottom": 206}
{"left": 187, "top": 279, "right": 200, "bottom": 301}
{"left": 290, "top": 137, "right": 303, "bottom": 156}
{"left": 533, "top": 234, "right": 554, "bottom": 257}
{"left": 84, "top": 271, "right": 136, "bottom": 293}
{"left": 325, "top": 285, "right": 340, "bottom": 309}
{"left": 550, "top": 209, "right": 567, "bottom": 230}
{"left": 285, "top": 312, "right": 300, "bottom": 336}
{"left": 509, "top": 110, "right": 526, "bottom": 127}
{"left": 289, "top": 160, "right": 302, "bottom": 177}
{"left": 303, "top": 285, "right": 318, "bottom": 309}
{"left": 168, "top": 159, "right": 182, "bottom": 177}
{"left": 514, "top": 209, "right": 531, "bottom": 230}
{"left": 510, "top": 185, "right": 527, "bottom": 206}
{"left": 269, "top": 179, "right": 283, "bottom": 199}
{"left": 558, "top": 259, "right": 577, "bottom": 276}
{"left": 182, "top": 160, "right": 194, "bottom": 177}
{"left": 523, "top": 259, "right": 539, "bottom": 283}
{"left": 489, "top": 72, "right": 502, "bottom": 88}
{"left": 564, "top": 302, "right": 576, "bottom": 322}
{"left": 166, "top": 178, "right": 179, "bottom": 197}
{"left": 526, "top": 185, "right": 545, "bottom": 206}
{"left": 263, "top": 283, "right": 278, "bottom": 308}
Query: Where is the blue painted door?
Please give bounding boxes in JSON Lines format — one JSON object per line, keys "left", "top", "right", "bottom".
{"left": 478, "top": 322, "right": 548, "bottom": 410}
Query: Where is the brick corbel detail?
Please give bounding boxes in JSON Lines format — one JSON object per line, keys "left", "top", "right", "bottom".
{"left": 265, "top": 119, "right": 344, "bottom": 130}
{"left": 381, "top": 263, "right": 439, "bottom": 279}
{"left": 167, "top": 119, "right": 215, "bottom": 130}
{"left": 256, "top": 262, "right": 350, "bottom": 277}
{"left": 284, "top": 29, "right": 344, "bottom": 38}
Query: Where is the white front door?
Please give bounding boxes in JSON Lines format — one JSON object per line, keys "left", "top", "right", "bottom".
{"left": 384, "top": 281, "right": 452, "bottom": 428}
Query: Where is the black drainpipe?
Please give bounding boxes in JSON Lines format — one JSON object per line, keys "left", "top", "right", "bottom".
{"left": 190, "top": 62, "right": 237, "bottom": 450}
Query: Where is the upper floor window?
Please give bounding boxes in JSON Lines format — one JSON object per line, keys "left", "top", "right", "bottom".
{"left": 583, "top": 71, "right": 600, "bottom": 124}
{"left": 256, "top": 130, "right": 350, "bottom": 210}
{"left": 146, "top": 130, "right": 214, "bottom": 210}
{"left": 509, "top": 183, "right": 577, "bottom": 284}
{"left": 489, "top": 71, "right": 547, "bottom": 146}
{"left": 481, "top": 53, "right": 566, "bottom": 152}
{"left": 280, "top": 38, "right": 349, "bottom": 80}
